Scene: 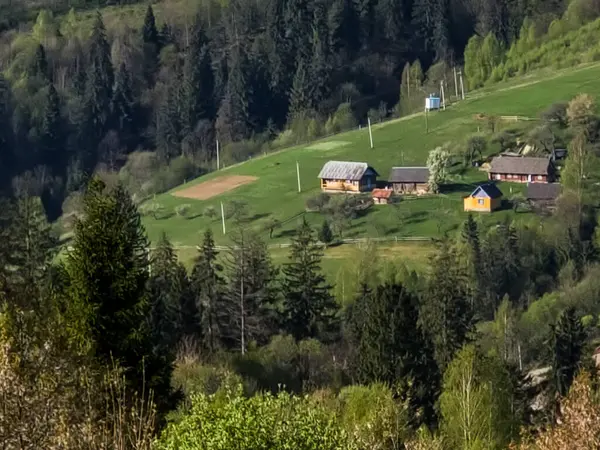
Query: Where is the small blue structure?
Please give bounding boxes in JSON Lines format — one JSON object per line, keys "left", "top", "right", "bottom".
{"left": 425, "top": 94, "right": 441, "bottom": 111}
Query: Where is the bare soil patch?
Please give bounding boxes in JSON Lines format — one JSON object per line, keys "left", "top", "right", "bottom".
{"left": 172, "top": 175, "right": 258, "bottom": 200}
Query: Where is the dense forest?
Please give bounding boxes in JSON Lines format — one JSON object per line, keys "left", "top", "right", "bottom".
{"left": 0, "top": 0, "right": 592, "bottom": 220}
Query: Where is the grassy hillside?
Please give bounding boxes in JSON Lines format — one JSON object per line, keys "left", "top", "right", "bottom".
{"left": 142, "top": 63, "right": 600, "bottom": 252}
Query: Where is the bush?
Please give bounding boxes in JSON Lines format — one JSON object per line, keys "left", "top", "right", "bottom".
{"left": 175, "top": 204, "right": 191, "bottom": 218}
{"left": 139, "top": 202, "right": 164, "bottom": 219}
{"left": 204, "top": 205, "right": 217, "bottom": 219}
{"left": 332, "top": 103, "right": 357, "bottom": 132}
{"left": 306, "top": 193, "right": 331, "bottom": 212}
{"left": 541, "top": 102, "right": 568, "bottom": 127}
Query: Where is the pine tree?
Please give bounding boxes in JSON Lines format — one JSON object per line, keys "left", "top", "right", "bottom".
{"left": 32, "top": 44, "right": 49, "bottom": 81}
{"left": 551, "top": 307, "right": 586, "bottom": 397}
{"left": 353, "top": 0, "right": 376, "bottom": 49}
{"left": 156, "top": 69, "right": 183, "bottom": 160}
{"left": 374, "top": 0, "right": 405, "bottom": 56}
{"left": 461, "top": 214, "right": 482, "bottom": 311}
{"left": 190, "top": 229, "right": 226, "bottom": 354}
{"left": 328, "top": 0, "right": 360, "bottom": 59}
{"left": 224, "top": 229, "right": 277, "bottom": 353}
{"left": 281, "top": 219, "right": 337, "bottom": 341}
{"left": 288, "top": 56, "right": 312, "bottom": 118}
{"left": 216, "top": 49, "right": 250, "bottom": 143}
{"left": 0, "top": 75, "right": 14, "bottom": 190}
{"left": 349, "top": 281, "right": 440, "bottom": 428}
{"left": 412, "top": 0, "right": 450, "bottom": 61}
{"left": 148, "top": 233, "right": 187, "bottom": 357}
{"left": 66, "top": 178, "right": 175, "bottom": 415}
{"left": 111, "top": 63, "right": 136, "bottom": 149}
{"left": 420, "top": 239, "right": 473, "bottom": 370}
{"left": 142, "top": 4, "right": 160, "bottom": 85}
{"left": 40, "top": 84, "right": 63, "bottom": 171}
{"left": 309, "top": 2, "right": 332, "bottom": 112}
{"left": 318, "top": 220, "right": 333, "bottom": 247}
{"left": 284, "top": 0, "right": 313, "bottom": 62}
{"left": 181, "top": 17, "right": 215, "bottom": 135}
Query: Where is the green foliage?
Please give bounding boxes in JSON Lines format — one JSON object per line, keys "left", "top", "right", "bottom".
{"left": 551, "top": 307, "right": 587, "bottom": 396}
{"left": 465, "top": 135, "right": 486, "bottom": 166}
{"left": 426, "top": 147, "right": 450, "bottom": 193}
{"left": 319, "top": 220, "right": 334, "bottom": 246}
{"left": 281, "top": 219, "right": 337, "bottom": 341}
{"left": 332, "top": 103, "right": 357, "bottom": 133}
{"left": 156, "top": 386, "right": 354, "bottom": 450}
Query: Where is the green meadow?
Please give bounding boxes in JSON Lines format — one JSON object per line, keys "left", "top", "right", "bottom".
{"left": 141, "top": 62, "right": 600, "bottom": 270}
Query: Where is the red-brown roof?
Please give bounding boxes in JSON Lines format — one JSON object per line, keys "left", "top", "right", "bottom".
{"left": 372, "top": 189, "right": 393, "bottom": 199}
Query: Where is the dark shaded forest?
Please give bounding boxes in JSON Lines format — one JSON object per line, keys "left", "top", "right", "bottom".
{"left": 0, "top": 0, "right": 574, "bottom": 219}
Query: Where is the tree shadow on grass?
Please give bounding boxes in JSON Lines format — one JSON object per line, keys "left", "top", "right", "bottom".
{"left": 403, "top": 211, "right": 429, "bottom": 225}
{"left": 440, "top": 183, "right": 475, "bottom": 194}
{"left": 248, "top": 212, "right": 270, "bottom": 222}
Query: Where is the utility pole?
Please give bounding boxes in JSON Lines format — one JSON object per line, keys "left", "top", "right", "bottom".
{"left": 216, "top": 139, "right": 220, "bottom": 170}
{"left": 459, "top": 70, "right": 465, "bottom": 100}
{"left": 454, "top": 66, "right": 459, "bottom": 99}
{"left": 220, "top": 202, "right": 226, "bottom": 234}
{"left": 296, "top": 161, "right": 301, "bottom": 193}
{"left": 440, "top": 81, "right": 446, "bottom": 111}
{"left": 368, "top": 117, "right": 374, "bottom": 149}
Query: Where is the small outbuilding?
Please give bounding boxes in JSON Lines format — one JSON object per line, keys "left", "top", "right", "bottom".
{"left": 425, "top": 95, "right": 441, "bottom": 111}
{"left": 372, "top": 189, "right": 393, "bottom": 205}
{"left": 488, "top": 156, "right": 553, "bottom": 183}
{"left": 526, "top": 182, "right": 561, "bottom": 209}
{"left": 464, "top": 183, "right": 503, "bottom": 212}
{"left": 318, "top": 161, "right": 378, "bottom": 193}
{"left": 388, "top": 167, "right": 430, "bottom": 194}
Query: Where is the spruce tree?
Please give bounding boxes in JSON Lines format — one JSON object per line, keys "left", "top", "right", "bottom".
{"left": 551, "top": 307, "right": 586, "bottom": 396}
{"left": 281, "top": 219, "right": 337, "bottom": 341}
{"left": 216, "top": 48, "right": 250, "bottom": 143}
{"left": 148, "top": 233, "right": 187, "bottom": 357}
{"left": 349, "top": 281, "right": 440, "bottom": 428}
{"left": 309, "top": 4, "right": 332, "bottom": 112}
{"left": 0, "top": 75, "right": 14, "bottom": 188}
{"left": 288, "top": 57, "right": 311, "bottom": 118}
{"left": 142, "top": 4, "right": 160, "bottom": 85}
{"left": 40, "top": 83, "right": 63, "bottom": 171}
{"left": 420, "top": 239, "right": 473, "bottom": 370}
{"left": 328, "top": 0, "right": 360, "bottom": 59}
{"left": 224, "top": 229, "right": 277, "bottom": 353}
{"left": 461, "top": 214, "right": 482, "bottom": 311}
{"left": 66, "top": 178, "right": 175, "bottom": 415}
{"left": 111, "top": 63, "right": 136, "bottom": 148}
{"left": 156, "top": 69, "right": 183, "bottom": 160}
{"left": 190, "top": 229, "right": 226, "bottom": 354}
{"left": 32, "top": 44, "right": 49, "bottom": 82}
{"left": 318, "top": 220, "right": 333, "bottom": 247}
{"left": 181, "top": 17, "right": 215, "bottom": 135}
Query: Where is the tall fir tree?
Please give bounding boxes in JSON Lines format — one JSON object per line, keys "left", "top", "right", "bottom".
{"left": 420, "top": 239, "right": 473, "bottom": 370}
{"left": 66, "top": 178, "right": 175, "bottom": 415}
{"left": 288, "top": 56, "right": 312, "bottom": 118}
{"left": 142, "top": 4, "right": 160, "bottom": 85}
{"left": 461, "top": 214, "right": 482, "bottom": 313}
{"left": 353, "top": 0, "right": 376, "bottom": 49}
{"left": 224, "top": 229, "right": 277, "bottom": 353}
{"left": 328, "top": 0, "right": 360, "bottom": 60}
{"left": 551, "top": 307, "right": 586, "bottom": 397}
{"left": 32, "top": 44, "right": 49, "bottom": 82}
{"left": 0, "top": 75, "right": 14, "bottom": 189}
{"left": 156, "top": 68, "right": 183, "bottom": 160}
{"left": 309, "top": 2, "right": 332, "bottom": 112}
{"left": 281, "top": 219, "right": 337, "bottom": 341}
{"left": 190, "top": 229, "right": 227, "bottom": 354}
{"left": 148, "top": 233, "right": 187, "bottom": 370}
{"left": 412, "top": 0, "right": 450, "bottom": 61}
{"left": 181, "top": 17, "right": 215, "bottom": 136}
{"left": 216, "top": 48, "right": 250, "bottom": 143}
{"left": 110, "top": 63, "right": 136, "bottom": 149}
{"left": 39, "top": 83, "right": 64, "bottom": 171}
{"left": 348, "top": 281, "right": 440, "bottom": 428}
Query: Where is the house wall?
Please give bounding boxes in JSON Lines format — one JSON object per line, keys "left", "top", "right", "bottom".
{"left": 488, "top": 173, "right": 548, "bottom": 183}
{"left": 392, "top": 182, "right": 430, "bottom": 194}
{"left": 320, "top": 179, "right": 361, "bottom": 192}
{"left": 359, "top": 175, "right": 376, "bottom": 191}
{"left": 464, "top": 196, "right": 501, "bottom": 212}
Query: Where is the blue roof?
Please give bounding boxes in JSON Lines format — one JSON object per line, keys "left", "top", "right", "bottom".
{"left": 470, "top": 183, "right": 503, "bottom": 199}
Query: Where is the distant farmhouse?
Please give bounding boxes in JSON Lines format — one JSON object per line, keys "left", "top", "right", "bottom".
{"left": 526, "top": 182, "right": 561, "bottom": 209}
{"left": 318, "top": 161, "right": 378, "bottom": 193}
{"left": 488, "top": 156, "right": 553, "bottom": 183}
{"left": 464, "top": 183, "right": 503, "bottom": 212}
{"left": 388, "top": 167, "right": 430, "bottom": 194}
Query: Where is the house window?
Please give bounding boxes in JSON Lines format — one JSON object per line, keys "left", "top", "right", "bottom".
{"left": 477, "top": 199, "right": 485, "bottom": 205}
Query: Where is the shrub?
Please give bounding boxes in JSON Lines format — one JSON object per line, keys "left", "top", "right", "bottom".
{"left": 204, "top": 205, "right": 217, "bottom": 219}
{"left": 541, "top": 102, "right": 568, "bottom": 127}
{"left": 307, "top": 118, "right": 322, "bottom": 141}
{"left": 139, "top": 202, "right": 164, "bottom": 219}
{"left": 306, "top": 193, "right": 331, "bottom": 212}
{"left": 332, "top": 103, "right": 357, "bottom": 132}
{"left": 465, "top": 135, "right": 486, "bottom": 166}
{"left": 175, "top": 204, "right": 191, "bottom": 218}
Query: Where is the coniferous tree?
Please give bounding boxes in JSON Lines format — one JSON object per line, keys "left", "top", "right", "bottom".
{"left": 182, "top": 17, "right": 215, "bottom": 136}
{"left": 156, "top": 69, "right": 183, "bottom": 160}
{"left": 224, "top": 229, "right": 277, "bottom": 353}
{"left": 319, "top": 220, "right": 333, "bottom": 247}
{"left": 551, "top": 307, "right": 586, "bottom": 397}
{"left": 288, "top": 57, "right": 312, "bottom": 118}
{"left": 32, "top": 44, "right": 49, "bottom": 81}
{"left": 353, "top": 0, "right": 376, "bottom": 49}
{"left": 328, "top": 0, "right": 360, "bottom": 60}
{"left": 148, "top": 233, "right": 188, "bottom": 358}
{"left": 461, "top": 214, "right": 482, "bottom": 312}
{"left": 40, "top": 83, "right": 64, "bottom": 171}
{"left": 349, "top": 281, "right": 440, "bottom": 428}
{"left": 216, "top": 49, "right": 250, "bottom": 143}
{"left": 142, "top": 4, "right": 160, "bottom": 85}
{"left": 66, "top": 178, "right": 175, "bottom": 415}
{"left": 420, "top": 239, "right": 473, "bottom": 370}
{"left": 190, "top": 229, "right": 226, "bottom": 354}
{"left": 0, "top": 75, "right": 14, "bottom": 188}
{"left": 111, "top": 63, "right": 136, "bottom": 149}
{"left": 281, "top": 219, "right": 337, "bottom": 341}
{"left": 309, "top": 3, "right": 332, "bottom": 112}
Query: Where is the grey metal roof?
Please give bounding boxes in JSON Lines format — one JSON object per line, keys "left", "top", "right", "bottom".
{"left": 388, "top": 167, "right": 429, "bottom": 183}
{"left": 472, "top": 183, "right": 503, "bottom": 199}
{"left": 318, "top": 161, "right": 378, "bottom": 180}
{"left": 489, "top": 156, "right": 551, "bottom": 175}
{"left": 526, "top": 183, "right": 561, "bottom": 200}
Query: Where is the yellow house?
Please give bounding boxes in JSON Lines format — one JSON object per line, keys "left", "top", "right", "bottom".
{"left": 464, "top": 184, "right": 503, "bottom": 212}
{"left": 318, "top": 161, "right": 378, "bottom": 193}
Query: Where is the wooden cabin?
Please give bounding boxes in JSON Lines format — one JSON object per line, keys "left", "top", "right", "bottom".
{"left": 318, "top": 161, "right": 378, "bottom": 193}
{"left": 526, "top": 182, "right": 561, "bottom": 210}
{"left": 372, "top": 189, "right": 393, "bottom": 205}
{"left": 488, "top": 156, "right": 553, "bottom": 183}
{"left": 388, "top": 167, "right": 430, "bottom": 194}
{"left": 464, "top": 183, "right": 503, "bottom": 212}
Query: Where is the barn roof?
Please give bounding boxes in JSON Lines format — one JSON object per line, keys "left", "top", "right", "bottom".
{"left": 372, "top": 189, "right": 393, "bottom": 199}
{"left": 489, "top": 156, "right": 551, "bottom": 175}
{"left": 470, "top": 183, "right": 503, "bottom": 199}
{"left": 318, "top": 161, "right": 378, "bottom": 180}
{"left": 388, "top": 167, "right": 430, "bottom": 183}
{"left": 526, "top": 183, "right": 561, "bottom": 200}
